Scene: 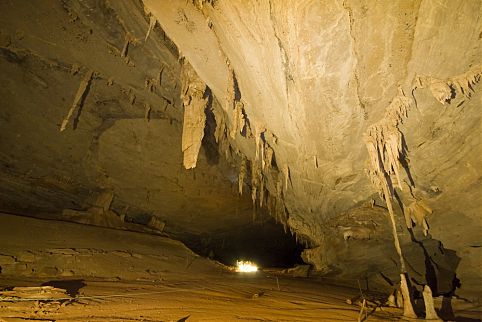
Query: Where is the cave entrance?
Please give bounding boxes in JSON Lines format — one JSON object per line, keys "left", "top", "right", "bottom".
{"left": 183, "top": 219, "right": 305, "bottom": 269}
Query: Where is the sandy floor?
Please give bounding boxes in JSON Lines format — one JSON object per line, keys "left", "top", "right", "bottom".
{"left": 0, "top": 274, "right": 402, "bottom": 322}
{"left": 0, "top": 214, "right": 479, "bottom": 321}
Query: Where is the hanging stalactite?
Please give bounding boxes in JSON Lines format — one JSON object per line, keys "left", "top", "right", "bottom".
{"left": 180, "top": 60, "right": 209, "bottom": 169}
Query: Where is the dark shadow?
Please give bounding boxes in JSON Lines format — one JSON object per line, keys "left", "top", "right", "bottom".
{"left": 393, "top": 190, "right": 405, "bottom": 216}
{"left": 406, "top": 230, "right": 464, "bottom": 321}
{"left": 177, "top": 315, "right": 190, "bottom": 322}
{"left": 439, "top": 296, "right": 456, "bottom": 320}
{"left": 41, "top": 279, "right": 86, "bottom": 297}
{"left": 407, "top": 229, "right": 440, "bottom": 295}
{"left": 447, "top": 84, "right": 457, "bottom": 104}
{"left": 181, "top": 218, "right": 305, "bottom": 269}
{"left": 201, "top": 87, "right": 220, "bottom": 165}
{"left": 399, "top": 134, "right": 415, "bottom": 187}
{"left": 454, "top": 318, "right": 481, "bottom": 322}
{"left": 379, "top": 272, "right": 394, "bottom": 286}
{"left": 233, "top": 73, "right": 241, "bottom": 101}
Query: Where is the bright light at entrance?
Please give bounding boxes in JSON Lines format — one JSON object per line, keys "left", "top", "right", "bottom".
{"left": 236, "top": 260, "right": 258, "bottom": 272}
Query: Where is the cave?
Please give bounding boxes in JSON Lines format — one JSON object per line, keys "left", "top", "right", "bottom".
{"left": 0, "top": 1, "right": 480, "bottom": 321}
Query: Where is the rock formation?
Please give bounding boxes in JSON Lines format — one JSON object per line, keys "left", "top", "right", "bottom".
{"left": 143, "top": 0, "right": 481, "bottom": 303}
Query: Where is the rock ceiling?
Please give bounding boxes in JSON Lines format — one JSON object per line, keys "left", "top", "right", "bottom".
{"left": 0, "top": 0, "right": 481, "bottom": 301}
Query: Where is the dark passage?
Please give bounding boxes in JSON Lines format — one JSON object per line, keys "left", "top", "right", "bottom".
{"left": 183, "top": 219, "right": 305, "bottom": 268}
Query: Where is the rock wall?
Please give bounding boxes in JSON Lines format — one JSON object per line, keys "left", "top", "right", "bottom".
{"left": 0, "top": 0, "right": 260, "bottom": 239}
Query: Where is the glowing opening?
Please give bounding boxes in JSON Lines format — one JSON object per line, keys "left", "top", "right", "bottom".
{"left": 236, "top": 260, "right": 258, "bottom": 273}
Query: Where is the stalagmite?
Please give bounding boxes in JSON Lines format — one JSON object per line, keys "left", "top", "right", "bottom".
{"left": 180, "top": 60, "right": 209, "bottom": 169}
{"left": 423, "top": 285, "right": 442, "bottom": 321}
{"left": 387, "top": 290, "right": 397, "bottom": 307}
{"left": 60, "top": 69, "right": 93, "bottom": 132}
{"left": 396, "top": 288, "right": 404, "bottom": 309}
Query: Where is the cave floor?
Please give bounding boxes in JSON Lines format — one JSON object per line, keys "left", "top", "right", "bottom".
{"left": 0, "top": 275, "right": 402, "bottom": 322}
{"left": 0, "top": 214, "right": 404, "bottom": 321}
{"left": 4, "top": 213, "right": 478, "bottom": 321}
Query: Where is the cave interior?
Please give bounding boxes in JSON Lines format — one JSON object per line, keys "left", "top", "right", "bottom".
{"left": 0, "top": 1, "right": 481, "bottom": 321}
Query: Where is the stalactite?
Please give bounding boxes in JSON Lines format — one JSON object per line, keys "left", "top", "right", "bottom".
{"left": 238, "top": 157, "right": 246, "bottom": 195}
{"left": 144, "top": 103, "right": 151, "bottom": 122}
{"left": 60, "top": 69, "right": 93, "bottom": 132}
{"left": 283, "top": 164, "right": 291, "bottom": 191}
{"left": 255, "top": 127, "right": 265, "bottom": 162}
{"left": 180, "top": 60, "right": 209, "bottom": 169}
{"left": 414, "top": 65, "right": 482, "bottom": 104}
{"left": 429, "top": 80, "right": 453, "bottom": 105}
{"left": 230, "top": 101, "right": 247, "bottom": 138}
{"left": 364, "top": 66, "right": 481, "bottom": 317}
{"left": 120, "top": 33, "right": 132, "bottom": 58}
{"left": 451, "top": 67, "right": 482, "bottom": 98}
{"left": 365, "top": 88, "right": 411, "bottom": 191}
{"left": 276, "top": 174, "right": 284, "bottom": 199}
{"left": 263, "top": 144, "right": 274, "bottom": 171}
{"left": 364, "top": 88, "right": 416, "bottom": 318}
{"left": 251, "top": 162, "right": 260, "bottom": 205}
{"left": 226, "top": 64, "right": 235, "bottom": 108}
{"left": 259, "top": 180, "right": 265, "bottom": 207}
{"left": 145, "top": 15, "right": 157, "bottom": 42}
{"left": 214, "top": 115, "right": 226, "bottom": 143}
{"left": 405, "top": 200, "right": 432, "bottom": 236}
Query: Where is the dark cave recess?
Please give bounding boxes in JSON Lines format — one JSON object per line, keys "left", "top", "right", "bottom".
{"left": 182, "top": 220, "right": 305, "bottom": 269}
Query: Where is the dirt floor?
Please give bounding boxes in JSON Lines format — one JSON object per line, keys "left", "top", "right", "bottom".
{"left": 0, "top": 275, "right": 402, "bottom": 322}
{"left": 0, "top": 214, "right": 479, "bottom": 321}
